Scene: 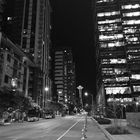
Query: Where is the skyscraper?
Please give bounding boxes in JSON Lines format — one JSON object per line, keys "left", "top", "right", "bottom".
{"left": 96, "top": 0, "right": 140, "bottom": 106}
{"left": 2, "top": 0, "right": 52, "bottom": 108}
{"left": 54, "top": 47, "right": 76, "bottom": 106}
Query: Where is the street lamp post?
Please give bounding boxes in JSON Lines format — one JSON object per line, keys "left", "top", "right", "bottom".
{"left": 84, "top": 92, "right": 94, "bottom": 115}
{"left": 44, "top": 86, "right": 49, "bottom": 108}
{"left": 77, "top": 85, "right": 84, "bottom": 110}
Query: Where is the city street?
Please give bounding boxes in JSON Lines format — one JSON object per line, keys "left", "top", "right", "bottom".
{"left": 0, "top": 115, "right": 87, "bottom": 140}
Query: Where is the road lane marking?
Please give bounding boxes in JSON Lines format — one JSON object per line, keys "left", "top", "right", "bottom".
{"left": 56, "top": 117, "right": 83, "bottom": 140}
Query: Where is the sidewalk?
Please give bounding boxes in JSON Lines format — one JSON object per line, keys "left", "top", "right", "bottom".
{"left": 90, "top": 118, "right": 140, "bottom": 140}
{"left": 82, "top": 117, "right": 109, "bottom": 140}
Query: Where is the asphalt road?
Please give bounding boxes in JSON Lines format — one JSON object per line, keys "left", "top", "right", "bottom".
{"left": 0, "top": 115, "right": 85, "bottom": 140}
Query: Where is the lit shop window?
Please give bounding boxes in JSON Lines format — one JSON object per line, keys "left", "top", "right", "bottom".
{"left": 123, "top": 20, "right": 140, "bottom": 25}
{"left": 98, "top": 19, "right": 121, "bottom": 24}
{"left": 97, "top": 0, "right": 114, "bottom": 3}
{"left": 97, "top": 11, "right": 120, "bottom": 17}
{"left": 122, "top": 4, "right": 140, "bottom": 9}
{"left": 105, "top": 87, "right": 131, "bottom": 94}
{"left": 131, "top": 74, "right": 140, "bottom": 80}
{"left": 99, "top": 34, "right": 123, "bottom": 41}
{"left": 123, "top": 12, "right": 140, "bottom": 17}
{"left": 133, "top": 86, "right": 140, "bottom": 92}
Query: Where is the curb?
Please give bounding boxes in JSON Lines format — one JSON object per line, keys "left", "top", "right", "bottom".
{"left": 91, "top": 117, "right": 114, "bottom": 140}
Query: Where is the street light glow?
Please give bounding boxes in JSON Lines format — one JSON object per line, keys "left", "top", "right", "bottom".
{"left": 84, "top": 92, "right": 94, "bottom": 115}
{"left": 84, "top": 92, "right": 88, "bottom": 96}
{"left": 45, "top": 87, "right": 49, "bottom": 91}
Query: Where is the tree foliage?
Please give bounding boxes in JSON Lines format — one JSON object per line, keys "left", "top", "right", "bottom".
{"left": 0, "top": 88, "right": 32, "bottom": 113}
{"left": 45, "top": 101, "right": 65, "bottom": 112}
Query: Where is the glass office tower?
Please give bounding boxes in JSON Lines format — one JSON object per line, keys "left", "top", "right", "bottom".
{"left": 96, "top": 0, "right": 140, "bottom": 105}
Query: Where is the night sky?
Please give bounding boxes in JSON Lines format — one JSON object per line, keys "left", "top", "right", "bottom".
{"left": 50, "top": 0, "right": 96, "bottom": 94}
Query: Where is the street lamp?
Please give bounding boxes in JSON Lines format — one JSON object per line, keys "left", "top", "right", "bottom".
{"left": 84, "top": 92, "right": 94, "bottom": 115}
{"left": 43, "top": 86, "right": 49, "bottom": 108}
{"left": 45, "top": 87, "right": 49, "bottom": 92}
{"left": 77, "top": 85, "right": 84, "bottom": 110}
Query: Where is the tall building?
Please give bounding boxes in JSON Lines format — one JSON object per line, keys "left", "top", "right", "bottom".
{"left": 54, "top": 47, "right": 76, "bottom": 106}
{"left": 96, "top": 0, "right": 140, "bottom": 107}
{"left": 1, "top": 0, "right": 52, "bottom": 108}
{"left": 0, "top": 0, "right": 6, "bottom": 31}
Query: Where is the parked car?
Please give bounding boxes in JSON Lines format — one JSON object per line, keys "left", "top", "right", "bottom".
{"left": 44, "top": 110, "right": 55, "bottom": 119}
{"left": 27, "top": 109, "right": 40, "bottom": 122}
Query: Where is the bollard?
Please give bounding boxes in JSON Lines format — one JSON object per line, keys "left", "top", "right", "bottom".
{"left": 81, "top": 134, "right": 87, "bottom": 140}
{"left": 81, "top": 114, "right": 88, "bottom": 140}
{"left": 82, "top": 128, "right": 85, "bottom": 133}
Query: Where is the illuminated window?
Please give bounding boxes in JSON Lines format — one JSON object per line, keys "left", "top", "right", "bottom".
{"left": 123, "top": 12, "right": 140, "bottom": 17}
{"left": 97, "top": 11, "right": 120, "bottom": 17}
{"left": 114, "top": 68, "right": 127, "bottom": 75}
{"left": 125, "top": 35, "right": 138, "bottom": 42}
{"left": 133, "top": 86, "right": 140, "bottom": 92}
{"left": 102, "top": 58, "right": 126, "bottom": 64}
{"left": 98, "top": 19, "right": 121, "bottom": 25}
{"left": 105, "top": 87, "right": 130, "bottom": 94}
{"left": 98, "top": 24, "right": 122, "bottom": 32}
{"left": 107, "top": 98, "right": 132, "bottom": 103}
{"left": 97, "top": 0, "right": 114, "bottom": 3}
{"left": 123, "top": 98, "right": 132, "bottom": 102}
{"left": 122, "top": 4, "right": 140, "bottom": 9}
{"left": 103, "top": 78, "right": 115, "bottom": 82}
{"left": 131, "top": 74, "right": 140, "bottom": 80}
{"left": 123, "top": 20, "right": 140, "bottom": 25}
{"left": 102, "top": 70, "right": 114, "bottom": 75}
{"left": 127, "top": 49, "right": 140, "bottom": 53}
{"left": 100, "top": 41, "right": 124, "bottom": 48}
{"left": 7, "top": 17, "right": 13, "bottom": 21}
{"left": 123, "top": 27, "right": 140, "bottom": 34}
{"left": 99, "top": 34, "right": 123, "bottom": 41}
{"left": 108, "top": 43, "right": 115, "bottom": 47}
{"left": 116, "top": 77, "right": 129, "bottom": 82}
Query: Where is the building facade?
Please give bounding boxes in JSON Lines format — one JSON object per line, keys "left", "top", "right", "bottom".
{"left": 96, "top": 0, "right": 140, "bottom": 107}
{"left": 0, "top": 32, "right": 34, "bottom": 94}
{"left": 54, "top": 47, "right": 76, "bottom": 106}
{"left": 1, "top": 0, "right": 52, "bottom": 108}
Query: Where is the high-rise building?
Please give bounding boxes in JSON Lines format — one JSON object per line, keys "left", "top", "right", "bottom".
{"left": 0, "top": 0, "right": 7, "bottom": 32}
{"left": 96, "top": 0, "right": 140, "bottom": 107}
{"left": 54, "top": 47, "right": 76, "bottom": 106}
{"left": 1, "top": 0, "right": 52, "bottom": 108}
